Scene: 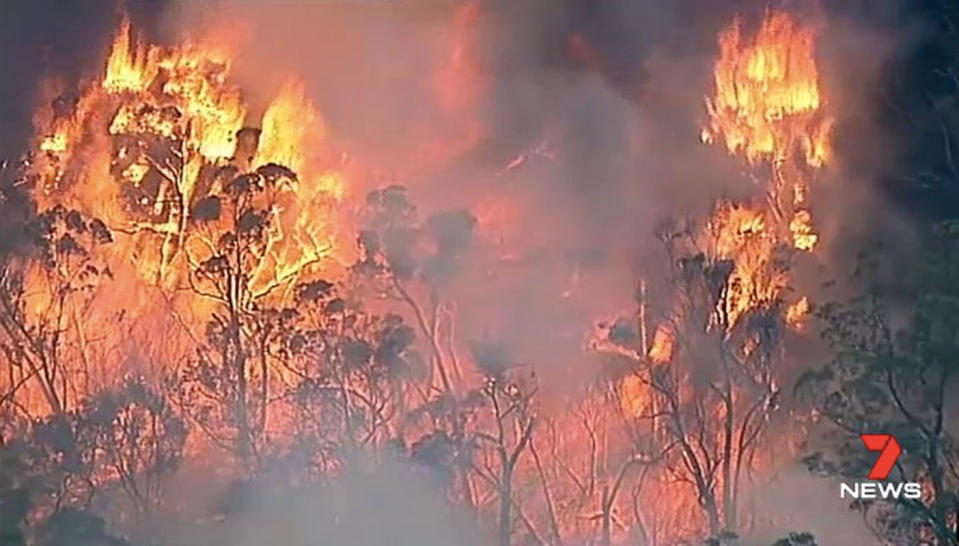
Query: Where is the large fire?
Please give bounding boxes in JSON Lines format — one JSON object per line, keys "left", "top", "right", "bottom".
{"left": 32, "top": 18, "right": 348, "bottom": 289}
{"left": 702, "top": 11, "right": 830, "bottom": 332}
{"left": 608, "top": 9, "right": 831, "bottom": 541}
{"left": 4, "top": 7, "right": 835, "bottom": 546}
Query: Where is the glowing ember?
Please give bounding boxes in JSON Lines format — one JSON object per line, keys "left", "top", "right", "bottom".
{"left": 785, "top": 296, "right": 811, "bottom": 329}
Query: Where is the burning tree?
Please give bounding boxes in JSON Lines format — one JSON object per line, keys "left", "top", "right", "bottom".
{"left": 0, "top": 206, "right": 114, "bottom": 418}
{"left": 0, "top": 5, "right": 894, "bottom": 546}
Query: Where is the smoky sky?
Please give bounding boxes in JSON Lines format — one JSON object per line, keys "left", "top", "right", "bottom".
{"left": 0, "top": 1, "right": 944, "bottom": 544}
{"left": 1, "top": 0, "right": 924, "bottom": 372}
{"left": 0, "top": 0, "right": 170, "bottom": 159}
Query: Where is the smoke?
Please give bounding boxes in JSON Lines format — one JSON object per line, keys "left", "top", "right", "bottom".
{"left": 157, "top": 0, "right": 761, "bottom": 383}
{"left": 5, "top": 0, "right": 935, "bottom": 543}
{"left": 147, "top": 459, "right": 483, "bottom": 546}
{"left": 147, "top": 1, "right": 921, "bottom": 542}
{"left": 0, "top": 0, "right": 169, "bottom": 158}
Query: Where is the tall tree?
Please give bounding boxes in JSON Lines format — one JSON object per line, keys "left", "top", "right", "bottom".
{"left": 800, "top": 222, "right": 959, "bottom": 545}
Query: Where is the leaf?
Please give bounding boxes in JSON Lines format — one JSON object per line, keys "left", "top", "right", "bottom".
{"left": 192, "top": 196, "right": 222, "bottom": 222}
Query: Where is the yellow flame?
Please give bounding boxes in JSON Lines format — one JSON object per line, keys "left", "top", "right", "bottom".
{"left": 255, "top": 79, "right": 322, "bottom": 172}
{"left": 648, "top": 325, "right": 674, "bottom": 364}
{"left": 785, "top": 296, "right": 811, "bottom": 330}
{"left": 701, "top": 12, "right": 831, "bottom": 332}
{"left": 703, "top": 13, "right": 831, "bottom": 166}
{"left": 39, "top": 132, "right": 68, "bottom": 153}
{"left": 789, "top": 209, "right": 817, "bottom": 250}
{"left": 103, "top": 19, "right": 154, "bottom": 93}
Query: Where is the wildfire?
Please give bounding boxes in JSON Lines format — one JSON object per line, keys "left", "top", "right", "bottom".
{"left": 702, "top": 12, "right": 830, "bottom": 167}
{"left": 701, "top": 11, "right": 829, "bottom": 332}
{"left": 31, "top": 17, "right": 348, "bottom": 288}
{"left": 7, "top": 7, "right": 837, "bottom": 545}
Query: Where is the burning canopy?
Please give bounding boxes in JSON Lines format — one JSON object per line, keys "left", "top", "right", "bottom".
{"left": 31, "top": 18, "right": 350, "bottom": 291}
{"left": 4, "top": 6, "right": 845, "bottom": 546}
{"left": 702, "top": 11, "right": 830, "bottom": 334}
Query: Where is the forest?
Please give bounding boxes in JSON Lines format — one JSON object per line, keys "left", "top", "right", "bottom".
{"left": 1, "top": 1, "right": 959, "bottom": 545}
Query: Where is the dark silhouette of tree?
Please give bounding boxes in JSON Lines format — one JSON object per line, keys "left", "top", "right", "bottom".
{"left": 0, "top": 206, "right": 113, "bottom": 418}
{"left": 173, "top": 163, "right": 304, "bottom": 469}
{"left": 355, "top": 185, "right": 475, "bottom": 395}
{"left": 799, "top": 223, "right": 959, "bottom": 545}
{"left": 769, "top": 531, "right": 818, "bottom": 546}
{"left": 35, "top": 508, "right": 128, "bottom": 546}
{"left": 0, "top": 378, "right": 182, "bottom": 545}
{"left": 472, "top": 370, "right": 536, "bottom": 546}
{"left": 276, "top": 278, "right": 424, "bottom": 476}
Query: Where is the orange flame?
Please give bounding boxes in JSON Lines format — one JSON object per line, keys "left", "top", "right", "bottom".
{"left": 701, "top": 12, "right": 831, "bottom": 331}
{"left": 703, "top": 12, "right": 831, "bottom": 167}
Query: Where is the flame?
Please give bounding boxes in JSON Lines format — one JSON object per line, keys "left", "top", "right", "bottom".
{"left": 785, "top": 296, "right": 810, "bottom": 330}
{"left": 701, "top": 12, "right": 831, "bottom": 331}
{"left": 255, "top": 79, "right": 322, "bottom": 173}
{"left": 619, "top": 373, "right": 648, "bottom": 417}
{"left": 703, "top": 12, "right": 831, "bottom": 167}
{"left": 706, "top": 203, "right": 785, "bottom": 329}
{"left": 103, "top": 19, "right": 153, "bottom": 93}
{"left": 648, "top": 325, "right": 674, "bottom": 364}
{"left": 39, "top": 132, "right": 68, "bottom": 153}
{"left": 30, "top": 17, "right": 350, "bottom": 288}
{"left": 789, "top": 209, "right": 817, "bottom": 250}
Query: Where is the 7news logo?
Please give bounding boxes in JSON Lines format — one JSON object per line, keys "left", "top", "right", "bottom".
{"left": 840, "top": 434, "right": 922, "bottom": 500}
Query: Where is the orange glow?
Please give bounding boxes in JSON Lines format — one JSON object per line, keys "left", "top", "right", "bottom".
{"left": 648, "top": 325, "right": 674, "bottom": 364}
{"left": 703, "top": 12, "right": 831, "bottom": 167}
{"left": 701, "top": 12, "right": 830, "bottom": 331}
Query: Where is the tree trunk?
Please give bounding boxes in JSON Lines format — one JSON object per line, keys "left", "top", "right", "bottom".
{"left": 601, "top": 484, "right": 612, "bottom": 546}
{"left": 499, "top": 463, "right": 513, "bottom": 546}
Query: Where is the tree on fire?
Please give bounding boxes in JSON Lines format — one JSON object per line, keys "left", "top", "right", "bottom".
{"left": 592, "top": 219, "right": 788, "bottom": 544}
{"left": 799, "top": 222, "right": 959, "bottom": 546}
{"left": 171, "top": 164, "right": 429, "bottom": 478}
{"left": 0, "top": 206, "right": 114, "bottom": 418}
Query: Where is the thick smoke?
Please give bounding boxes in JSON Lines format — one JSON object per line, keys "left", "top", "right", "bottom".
{"left": 4, "top": 0, "right": 933, "bottom": 543}
{"left": 160, "top": 0, "right": 760, "bottom": 381}
{"left": 148, "top": 1, "right": 920, "bottom": 543}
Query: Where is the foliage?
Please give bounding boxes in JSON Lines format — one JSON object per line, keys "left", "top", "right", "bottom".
{"left": 798, "top": 222, "right": 959, "bottom": 545}
{"left": 0, "top": 206, "right": 113, "bottom": 417}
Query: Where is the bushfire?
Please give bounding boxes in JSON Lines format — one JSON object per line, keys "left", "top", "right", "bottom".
{"left": 3, "top": 7, "right": 838, "bottom": 546}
